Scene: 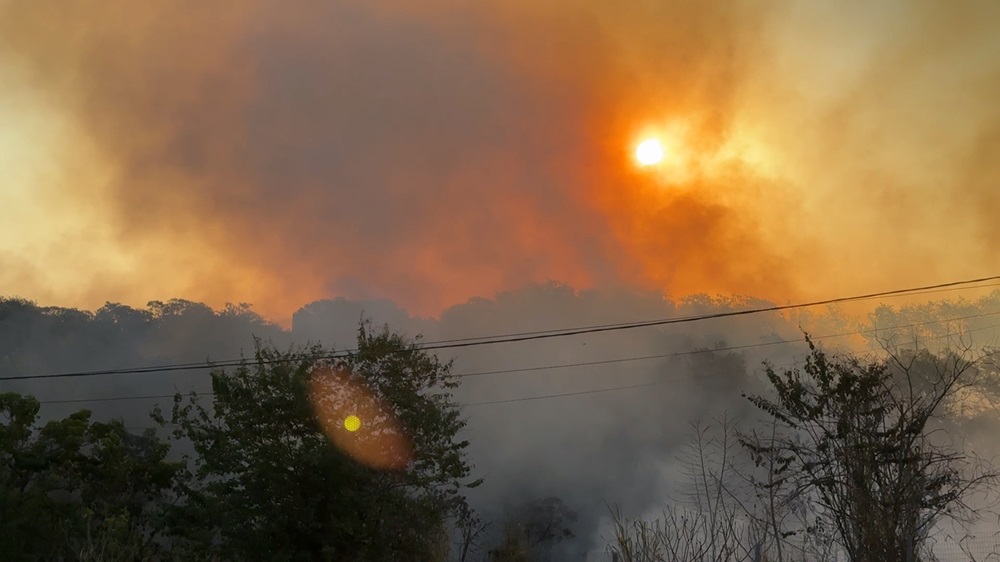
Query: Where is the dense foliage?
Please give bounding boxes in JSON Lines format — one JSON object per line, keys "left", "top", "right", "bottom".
{"left": 0, "top": 393, "right": 181, "bottom": 561}
{"left": 0, "top": 323, "right": 481, "bottom": 561}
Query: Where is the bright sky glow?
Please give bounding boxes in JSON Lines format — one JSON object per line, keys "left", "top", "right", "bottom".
{"left": 635, "top": 138, "right": 664, "bottom": 166}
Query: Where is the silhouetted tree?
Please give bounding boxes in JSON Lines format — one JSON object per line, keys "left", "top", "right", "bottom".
{"left": 741, "top": 336, "right": 998, "bottom": 562}
{"left": 157, "top": 321, "right": 482, "bottom": 561}
{"left": 0, "top": 392, "right": 182, "bottom": 561}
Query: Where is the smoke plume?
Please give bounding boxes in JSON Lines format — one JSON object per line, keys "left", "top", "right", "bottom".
{"left": 3, "top": 1, "right": 998, "bottom": 324}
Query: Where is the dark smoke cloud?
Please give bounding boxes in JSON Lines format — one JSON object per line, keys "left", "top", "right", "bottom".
{"left": 0, "top": 0, "right": 809, "bottom": 323}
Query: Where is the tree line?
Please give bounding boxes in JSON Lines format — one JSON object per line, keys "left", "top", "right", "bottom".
{"left": 2, "top": 320, "right": 998, "bottom": 561}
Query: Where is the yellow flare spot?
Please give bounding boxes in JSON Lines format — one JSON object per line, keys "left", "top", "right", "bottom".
{"left": 310, "top": 366, "right": 412, "bottom": 470}
{"left": 344, "top": 415, "right": 362, "bottom": 432}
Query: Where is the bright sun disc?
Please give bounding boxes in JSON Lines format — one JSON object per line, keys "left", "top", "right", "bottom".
{"left": 635, "top": 138, "right": 664, "bottom": 166}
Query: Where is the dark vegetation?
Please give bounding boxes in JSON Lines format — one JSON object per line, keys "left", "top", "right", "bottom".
{"left": 2, "top": 294, "right": 1000, "bottom": 561}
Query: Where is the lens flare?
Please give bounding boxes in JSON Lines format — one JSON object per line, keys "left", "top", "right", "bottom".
{"left": 309, "top": 366, "right": 412, "bottom": 471}
{"left": 343, "top": 414, "right": 362, "bottom": 432}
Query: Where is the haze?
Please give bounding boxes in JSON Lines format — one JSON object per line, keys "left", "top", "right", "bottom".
{"left": 2, "top": 1, "right": 998, "bottom": 323}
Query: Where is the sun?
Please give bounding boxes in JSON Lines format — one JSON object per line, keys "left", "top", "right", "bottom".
{"left": 635, "top": 138, "right": 665, "bottom": 166}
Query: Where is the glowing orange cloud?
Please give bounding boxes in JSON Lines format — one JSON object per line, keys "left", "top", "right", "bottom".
{"left": 1, "top": 1, "right": 998, "bottom": 322}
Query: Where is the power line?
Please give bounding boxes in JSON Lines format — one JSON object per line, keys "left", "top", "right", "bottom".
{"left": 409, "top": 277, "right": 1000, "bottom": 350}
{"left": 5, "top": 275, "right": 1000, "bottom": 383}
{"left": 120, "top": 318, "right": 994, "bottom": 412}
{"left": 414, "top": 280, "right": 1000, "bottom": 347}
{"left": 35, "top": 310, "right": 1000, "bottom": 408}
{"left": 464, "top": 320, "right": 1000, "bottom": 407}
{"left": 465, "top": 381, "right": 668, "bottom": 406}
{"left": 456, "top": 309, "right": 1000, "bottom": 379}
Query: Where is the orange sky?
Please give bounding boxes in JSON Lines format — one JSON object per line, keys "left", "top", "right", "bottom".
{"left": 1, "top": 0, "right": 999, "bottom": 325}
